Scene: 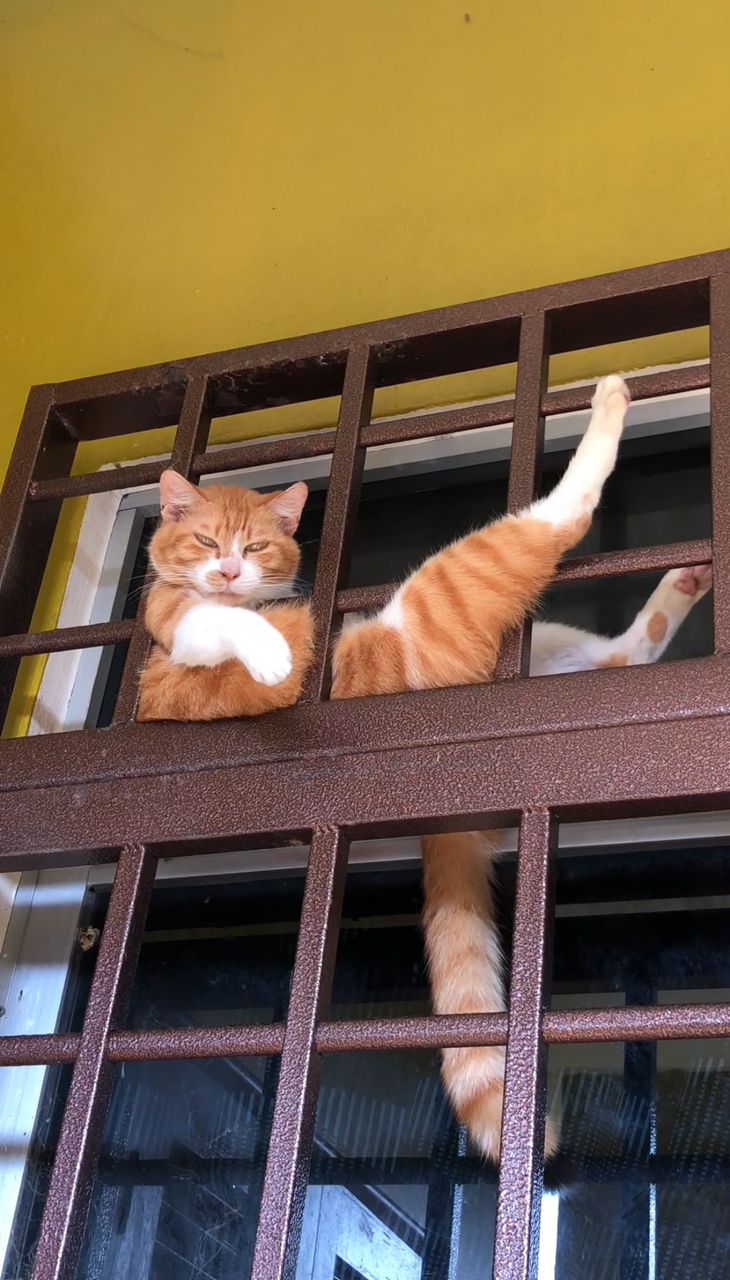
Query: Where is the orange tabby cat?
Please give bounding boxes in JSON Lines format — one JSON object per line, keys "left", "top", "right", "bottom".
{"left": 138, "top": 375, "right": 710, "bottom": 1161}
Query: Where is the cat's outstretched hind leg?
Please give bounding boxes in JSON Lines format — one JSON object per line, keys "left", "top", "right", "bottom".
{"left": 528, "top": 375, "right": 630, "bottom": 547}
{"left": 599, "top": 563, "right": 713, "bottom": 668}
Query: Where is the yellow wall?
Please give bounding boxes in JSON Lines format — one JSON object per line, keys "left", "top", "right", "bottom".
{"left": 1, "top": 0, "right": 728, "bottom": 729}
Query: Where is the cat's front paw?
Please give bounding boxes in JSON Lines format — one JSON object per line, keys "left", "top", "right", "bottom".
{"left": 237, "top": 625, "right": 293, "bottom": 686}
{"left": 592, "top": 374, "right": 631, "bottom": 411}
{"left": 171, "top": 606, "right": 229, "bottom": 667}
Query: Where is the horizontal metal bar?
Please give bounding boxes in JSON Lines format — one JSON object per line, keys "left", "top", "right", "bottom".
{"left": 1, "top": 537, "right": 708, "bottom": 664}
{"left": 543, "top": 362, "right": 710, "bottom": 417}
{"left": 193, "top": 428, "right": 336, "bottom": 477}
{"left": 1, "top": 653, "right": 728, "bottom": 810}
{"left": 107, "top": 1023, "right": 286, "bottom": 1060}
{"left": 0, "top": 1033, "right": 80, "bottom": 1066}
{"left": 29, "top": 461, "right": 166, "bottom": 503}
{"left": 555, "top": 538, "right": 712, "bottom": 584}
{"left": 336, "top": 539, "right": 713, "bottom": 615}
{"left": 316, "top": 1013, "right": 509, "bottom": 1053}
{"left": 0, "top": 619, "right": 135, "bottom": 660}
{"left": 40, "top": 252, "right": 719, "bottom": 407}
{"left": 544, "top": 1003, "right": 730, "bottom": 1043}
{"left": 4, "top": 1000, "right": 730, "bottom": 1071}
{"left": 26, "top": 364, "right": 710, "bottom": 502}
{"left": 2, "top": 699, "right": 729, "bottom": 862}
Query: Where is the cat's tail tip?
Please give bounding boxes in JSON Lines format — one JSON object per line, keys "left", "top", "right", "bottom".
{"left": 456, "top": 1078, "right": 561, "bottom": 1164}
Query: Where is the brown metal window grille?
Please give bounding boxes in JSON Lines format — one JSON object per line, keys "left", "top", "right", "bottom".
{"left": 1, "top": 250, "right": 729, "bottom": 1280}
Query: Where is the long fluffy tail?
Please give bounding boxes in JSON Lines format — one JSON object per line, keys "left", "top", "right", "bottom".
{"left": 422, "top": 830, "right": 558, "bottom": 1161}
{"left": 421, "top": 830, "right": 508, "bottom": 1160}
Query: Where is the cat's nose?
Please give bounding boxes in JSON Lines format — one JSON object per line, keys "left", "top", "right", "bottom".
{"left": 219, "top": 558, "right": 240, "bottom": 581}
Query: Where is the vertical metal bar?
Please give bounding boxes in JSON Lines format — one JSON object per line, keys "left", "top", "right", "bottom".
{"left": 30, "top": 842, "right": 156, "bottom": 1280}
{"left": 250, "top": 826, "right": 349, "bottom": 1280}
{"left": 710, "top": 269, "right": 730, "bottom": 653}
{"left": 496, "top": 312, "right": 549, "bottom": 679}
{"left": 304, "top": 346, "right": 375, "bottom": 700}
{"left": 112, "top": 375, "right": 212, "bottom": 722}
{"left": 0, "top": 387, "right": 75, "bottom": 725}
{"left": 493, "top": 808, "right": 556, "bottom": 1280}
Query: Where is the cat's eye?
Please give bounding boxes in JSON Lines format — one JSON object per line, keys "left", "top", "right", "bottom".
{"left": 245, "top": 541, "right": 269, "bottom": 553}
{"left": 194, "top": 533, "right": 219, "bottom": 550}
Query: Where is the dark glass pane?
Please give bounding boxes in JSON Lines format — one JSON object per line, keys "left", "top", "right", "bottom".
{"left": 120, "top": 871, "right": 306, "bottom": 1031}
{"left": 543, "top": 1037, "right": 730, "bottom": 1279}
{"left": 551, "top": 844, "right": 730, "bottom": 1010}
{"left": 76, "top": 1057, "right": 278, "bottom": 1280}
{"left": 298, "top": 1051, "right": 498, "bottom": 1280}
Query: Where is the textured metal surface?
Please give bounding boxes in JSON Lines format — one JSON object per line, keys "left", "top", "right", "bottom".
{"left": 710, "top": 268, "right": 730, "bottom": 654}
{"left": 23, "top": 363, "right": 710, "bottom": 507}
{"left": 107, "top": 1023, "right": 286, "bottom": 1060}
{"left": 1, "top": 649, "right": 729, "bottom": 819}
{"left": 250, "top": 828, "right": 349, "bottom": 1280}
{"left": 2, "top": 703, "right": 729, "bottom": 865}
{"left": 0, "top": 386, "right": 73, "bottom": 726}
{"left": 0, "top": 251, "right": 727, "bottom": 1280}
{"left": 493, "top": 811, "right": 556, "bottom": 1280}
{"left": 496, "top": 313, "right": 548, "bottom": 679}
{"left": 6, "top": 997, "right": 730, "bottom": 1074}
{"left": 112, "top": 375, "right": 212, "bottom": 724}
{"left": 0, "top": 619, "right": 135, "bottom": 661}
{"left": 304, "top": 346, "right": 373, "bottom": 699}
{"left": 30, "top": 459, "right": 167, "bottom": 503}
{"left": 0, "top": 1033, "right": 80, "bottom": 1067}
{"left": 30, "top": 844, "right": 156, "bottom": 1280}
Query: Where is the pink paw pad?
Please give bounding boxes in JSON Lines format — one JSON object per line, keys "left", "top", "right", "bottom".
{"left": 674, "top": 565, "right": 712, "bottom": 597}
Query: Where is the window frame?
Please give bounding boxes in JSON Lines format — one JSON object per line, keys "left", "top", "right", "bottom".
{"left": 1, "top": 252, "right": 728, "bottom": 1280}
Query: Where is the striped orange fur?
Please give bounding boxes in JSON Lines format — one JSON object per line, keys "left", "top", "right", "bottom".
{"left": 140, "top": 375, "right": 634, "bottom": 1163}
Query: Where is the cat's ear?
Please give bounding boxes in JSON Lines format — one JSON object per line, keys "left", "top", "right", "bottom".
{"left": 159, "top": 470, "right": 206, "bottom": 522}
{"left": 266, "top": 481, "right": 308, "bottom": 535}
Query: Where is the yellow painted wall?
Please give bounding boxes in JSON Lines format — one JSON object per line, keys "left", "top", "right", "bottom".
{"left": 1, "top": 0, "right": 728, "bottom": 730}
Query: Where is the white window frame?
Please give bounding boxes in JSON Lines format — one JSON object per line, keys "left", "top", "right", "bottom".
{"left": 0, "top": 373, "right": 723, "bottom": 1276}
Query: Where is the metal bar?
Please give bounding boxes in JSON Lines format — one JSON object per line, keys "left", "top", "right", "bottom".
{"left": 2, "top": 649, "right": 728, "bottom": 807}
{"left": 111, "top": 375, "right": 211, "bottom": 724}
{"left": 316, "top": 1012, "right": 509, "bottom": 1053}
{"left": 0, "top": 619, "right": 135, "bottom": 661}
{"left": 107, "top": 1023, "right": 285, "bottom": 1060}
{"left": 496, "top": 313, "right": 549, "bottom": 679}
{"left": 29, "top": 460, "right": 167, "bottom": 503}
{"left": 304, "top": 346, "right": 374, "bottom": 700}
{"left": 542, "top": 363, "right": 710, "bottom": 417}
{"left": 26, "top": 363, "right": 710, "bottom": 507}
{"left": 493, "top": 809, "right": 556, "bottom": 1280}
{"left": 30, "top": 843, "right": 156, "bottom": 1280}
{"left": 2, "top": 686, "right": 730, "bottom": 861}
{"left": 335, "top": 538, "right": 712, "bottom": 616}
{"left": 710, "top": 269, "right": 730, "bottom": 653}
{"left": 0, "top": 387, "right": 75, "bottom": 726}
{"left": 35, "top": 250, "right": 719, "bottom": 408}
{"left": 193, "top": 428, "right": 336, "bottom": 477}
{"left": 3, "top": 997, "right": 730, "bottom": 1072}
{"left": 0, "top": 1033, "right": 80, "bottom": 1067}
{"left": 250, "top": 827, "right": 349, "bottom": 1280}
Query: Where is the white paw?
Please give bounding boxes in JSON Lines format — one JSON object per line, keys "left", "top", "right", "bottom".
{"left": 592, "top": 374, "right": 631, "bottom": 411}
{"left": 171, "top": 606, "right": 229, "bottom": 667}
{"left": 236, "top": 625, "right": 293, "bottom": 686}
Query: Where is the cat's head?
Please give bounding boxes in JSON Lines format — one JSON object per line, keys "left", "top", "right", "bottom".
{"left": 149, "top": 470, "right": 308, "bottom": 604}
